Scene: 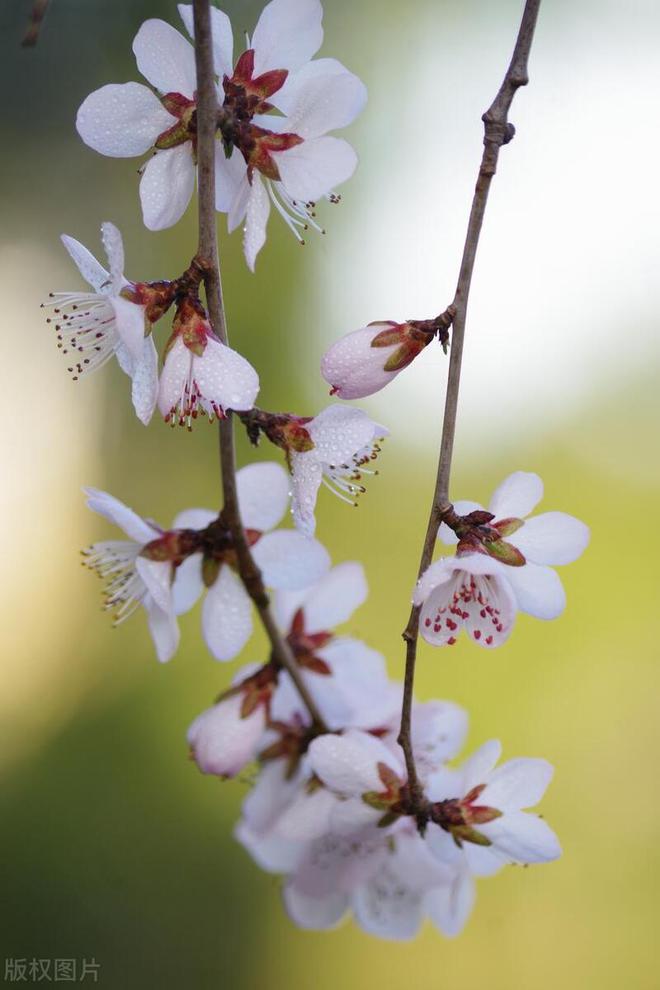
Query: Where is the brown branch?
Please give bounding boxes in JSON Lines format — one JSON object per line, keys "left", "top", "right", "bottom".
{"left": 398, "top": 0, "right": 542, "bottom": 821}
{"left": 21, "top": 0, "right": 50, "bottom": 46}
{"left": 192, "top": 0, "right": 327, "bottom": 731}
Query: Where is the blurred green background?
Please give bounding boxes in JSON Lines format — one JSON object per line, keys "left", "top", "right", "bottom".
{"left": 2, "top": 0, "right": 659, "bottom": 986}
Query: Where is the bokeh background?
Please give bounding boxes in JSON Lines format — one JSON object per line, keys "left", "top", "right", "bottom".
{"left": 2, "top": 0, "right": 659, "bottom": 986}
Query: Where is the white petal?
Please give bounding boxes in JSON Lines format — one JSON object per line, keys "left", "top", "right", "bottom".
{"left": 242, "top": 759, "right": 301, "bottom": 834}
{"left": 275, "top": 786, "right": 338, "bottom": 841}
{"left": 243, "top": 175, "right": 270, "bottom": 272}
{"left": 139, "top": 146, "right": 196, "bottom": 231}
{"left": 234, "top": 820, "right": 302, "bottom": 874}
{"left": 251, "top": 0, "right": 323, "bottom": 76}
{"left": 509, "top": 512, "right": 590, "bottom": 566}
{"left": 290, "top": 452, "right": 322, "bottom": 536}
{"left": 413, "top": 557, "right": 455, "bottom": 606}
{"left": 157, "top": 336, "right": 190, "bottom": 417}
{"left": 276, "top": 135, "right": 357, "bottom": 202}
{"left": 132, "top": 19, "right": 197, "bottom": 97}
{"left": 504, "top": 562, "right": 566, "bottom": 619}
{"left": 273, "top": 58, "right": 367, "bottom": 138}
{"left": 171, "top": 553, "right": 204, "bottom": 615}
{"left": 461, "top": 740, "right": 502, "bottom": 793}
{"left": 177, "top": 4, "right": 234, "bottom": 78}
{"left": 84, "top": 487, "right": 157, "bottom": 544}
{"left": 252, "top": 530, "right": 330, "bottom": 589}
{"left": 425, "top": 868, "right": 475, "bottom": 938}
{"left": 437, "top": 500, "right": 483, "bottom": 546}
{"left": 109, "top": 295, "right": 146, "bottom": 364}
{"left": 144, "top": 597, "right": 179, "bottom": 663}
{"left": 308, "top": 405, "right": 378, "bottom": 465}
{"left": 462, "top": 843, "right": 505, "bottom": 877}
{"left": 480, "top": 812, "right": 562, "bottom": 864}
{"left": 320, "top": 324, "right": 401, "bottom": 400}
{"left": 202, "top": 565, "right": 253, "bottom": 661}
{"left": 353, "top": 865, "right": 425, "bottom": 941}
{"left": 411, "top": 700, "right": 469, "bottom": 772}
{"left": 172, "top": 507, "right": 217, "bottom": 530}
{"left": 129, "top": 336, "right": 160, "bottom": 426}
{"left": 194, "top": 338, "right": 260, "bottom": 411}
{"left": 76, "top": 82, "right": 174, "bottom": 157}
{"left": 283, "top": 884, "right": 348, "bottom": 931}
{"left": 488, "top": 471, "right": 544, "bottom": 520}
{"left": 227, "top": 174, "right": 251, "bottom": 233}
{"left": 300, "top": 562, "right": 367, "bottom": 633}
{"left": 214, "top": 144, "right": 248, "bottom": 213}
{"left": 481, "top": 758, "right": 554, "bottom": 811}
{"left": 308, "top": 733, "right": 383, "bottom": 795}
{"left": 293, "top": 830, "right": 386, "bottom": 897}
{"left": 272, "top": 587, "right": 309, "bottom": 632}
{"left": 236, "top": 461, "right": 290, "bottom": 531}
{"left": 100, "top": 221, "right": 124, "bottom": 286}
{"left": 187, "top": 695, "right": 266, "bottom": 777}
{"left": 135, "top": 557, "right": 172, "bottom": 613}
{"left": 60, "top": 235, "right": 108, "bottom": 293}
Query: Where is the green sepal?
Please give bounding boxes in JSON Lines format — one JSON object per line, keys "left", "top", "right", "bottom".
{"left": 483, "top": 539, "right": 526, "bottom": 567}
{"left": 202, "top": 556, "right": 221, "bottom": 588}
{"left": 494, "top": 517, "right": 525, "bottom": 537}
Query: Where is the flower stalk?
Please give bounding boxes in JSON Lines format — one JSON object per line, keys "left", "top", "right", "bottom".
{"left": 398, "top": 0, "right": 543, "bottom": 821}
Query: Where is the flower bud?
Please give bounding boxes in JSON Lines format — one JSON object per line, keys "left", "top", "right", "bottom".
{"left": 321, "top": 322, "right": 431, "bottom": 399}
{"left": 187, "top": 694, "right": 267, "bottom": 778}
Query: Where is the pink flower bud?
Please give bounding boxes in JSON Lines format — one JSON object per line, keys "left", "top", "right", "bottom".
{"left": 321, "top": 322, "right": 431, "bottom": 399}
{"left": 187, "top": 694, "right": 267, "bottom": 778}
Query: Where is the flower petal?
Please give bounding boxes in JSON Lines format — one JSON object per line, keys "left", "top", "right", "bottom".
{"left": 100, "top": 221, "right": 124, "bottom": 287}
{"left": 290, "top": 452, "right": 323, "bottom": 536}
{"left": 84, "top": 487, "right": 157, "bottom": 544}
{"left": 202, "top": 565, "right": 253, "bottom": 661}
{"left": 481, "top": 758, "right": 554, "bottom": 812}
{"left": 308, "top": 404, "right": 378, "bottom": 465}
{"left": 135, "top": 557, "right": 172, "bottom": 613}
{"left": 504, "top": 562, "right": 566, "bottom": 619}
{"left": 243, "top": 175, "right": 270, "bottom": 271}
{"left": 172, "top": 507, "right": 217, "bottom": 530}
{"left": 251, "top": 0, "right": 323, "bottom": 76}
{"left": 252, "top": 530, "right": 330, "bottom": 589}
{"left": 132, "top": 19, "right": 197, "bottom": 97}
{"left": 236, "top": 461, "right": 290, "bottom": 531}
{"left": 273, "top": 58, "right": 367, "bottom": 138}
{"left": 488, "top": 471, "right": 544, "bottom": 520}
{"left": 276, "top": 135, "right": 357, "bottom": 202}
{"left": 76, "top": 82, "right": 175, "bottom": 158}
{"left": 193, "top": 338, "right": 260, "bottom": 412}
{"left": 437, "top": 500, "right": 483, "bottom": 546}
{"left": 461, "top": 740, "right": 502, "bottom": 793}
{"left": 171, "top": 553, "right": 204, "bottom": 615}
{"left": 139, "top": 146, "right": 196, "bottom": 231}
{"left": 157, "top": 337, "right": 189, "bottom": 418}
{"left": 214, "top": 144, "right": 248, "bottom": 214}
{"left": 283, "top": 884, "right": 348, "bottom": 931}
{"left": 60, "top": 235, "right": 108, "bottom": 293}
{"left": 235, "top": 820, "right": 302, "bottom": 874}
{"left": 300, "top": 561, "right": 367, "bottom": 633}
{"left": 425, "top": 868, "right": 475, "bottom": 938}
{"left": 353, "top": 866, "right": 425, "bottom": 941}
{"left": 308, "top": 732, "right": 385, "bottom": 795}
{"left": 129, "top": 336, "right": 160, "bottom": 426}
{"left": 144, "top": 597, "right": 179, "bottom": 663}
{"left": 177, "top": 4, "right": 234, "bottom": 78}
{"left": 109, "top": 295, "right": 146, "bottom": 364}
{"left": 509, "top": 511, "right": 590, "bottom": 566}
{"left": 480, "top": 811, "right": 562, "bottom": 864}
{"left": 187, "top": 695, "right": 266, "bottom": 777}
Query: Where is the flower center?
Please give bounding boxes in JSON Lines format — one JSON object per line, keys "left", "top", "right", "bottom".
{"left": 322, "top": 439, "right": 384, "bottom": 506}
{"left": 82, "top": 541, "right": 145, "bottom": 624}
{"left": 423, "top": 572, "right": 509, "bottom": 646}
{"left": 43, "top": 292, "right": 119, "bottom": 381}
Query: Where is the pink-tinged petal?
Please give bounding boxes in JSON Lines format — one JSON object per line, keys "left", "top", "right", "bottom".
{"left": 251, "top": 0, "right": 323, "bottom": 76}
{"left": 276, "top": 135, "right": 357, "bottom": 202}
{"left": 301, "top": 561, "right": 367, "bottom": 633}
{"left": 243, "top": 175, "right": 270, "bottom": 271}
{"left": 130, "top": 336, "right": 159, "bottom": 426}
{"left": 171, "top": 553, "right": 204, "bottom": 615}
{"left": 157, "top": 336, "right": 189, "bottom": 418}
{"left": 60, "top": 235, "right": 108, "bottom": 293}
{"left": 109, "top": 295, "right": 146, "bottom": 364}
{"left": 461, "top": 740, "right": 502, "bottom": 793}
{"left": 308, "top": 404, "right": 378, "bottom": 465}
{"left": 76, "top": 82, "right": 175, "bottom": 158}
{"left": 504, "top": 562, "right": 566, "bottom": 619}
{"left": 480, "top": 812, "right": 562, "bottom": 864}
{"left": 353, "top": 867, "right": 425, "bottom": 941}
{"left": 187, "top": 694, "right": 266, "bottom": 777}
{"left": 132, "top": 19, "right": 197, "bottom": 97}
{"left": 100, "top": 221, "right": 124, "bottom": 286}
{"left": 202, "top": 565, "right": 253, "bottom": 661}
{"left": 135, "top": 557, "right": 172, "bottom": 613}
{"left": 144, "top": 597, "right": 179, "bottom": 663}
{"left": 234, "top": 820, "right": 302, "bottom": 874}
{"left": 214, "top": 144, "right": 248, "bottom": 213}
{"left": 252, "top": 530, "right": 330, "bottom": 590}
{"left": 177, "top": 4, "right": 233, "bottom": 78}
{"left": 273, "top": 58, "right": 367, "bottom": 138}
{"left": 320, "top": 324, "right": 401, "bottom": 400}
{"left": 437, "top": 499, "right": 483, "bottom": 546}
{"left": 84, "top": 487, "right": 157, "bottom": 544}
{"left": 283, "top": 884, "right": 348, "bottom": 931}
{"left": 236, "top": 461, "right": 290, "bottom": 532}
{"left": 425, "top": 868, "right": 475, "bottom": 938}
{"left": 481, "top": 758, "right": 554, "bottom": 812}
{"left": 172, "top": 507, "right": 217, "bottom": 530}
{"left": 139, "top": 146, "right": 195, "bottom": 231}
{"left": 290, "top": 452, "right": 323, "bottom": 536}
{"left": 308, "top": 732, "right": 383, "bottom": 795}
{"left": 488, "top": 470, "right": 544, "bottom": 520}
{"left": 193, "top": 338, "right": 260, "bottom": 412}
{"left": 509, "top": 511, "right": 590, "bottom": 566}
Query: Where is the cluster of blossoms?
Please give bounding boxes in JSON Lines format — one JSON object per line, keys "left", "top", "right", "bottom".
{"left": 47, "top": 0, "right": 590, "bottom": 944}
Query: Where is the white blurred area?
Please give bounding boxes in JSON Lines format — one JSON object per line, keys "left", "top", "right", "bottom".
{"left": 312, "top": 0, "right": 660, "bottom": 454}
{"left": 0, "top": 245, "right": 103, "bottom": 771}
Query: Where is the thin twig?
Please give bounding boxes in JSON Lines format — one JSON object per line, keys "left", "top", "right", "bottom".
{"left": 21, "top": 0, "right": 50, "bottom": 46}
{"left": 398, "top": 0, "right": 542, "bottom": 818}
{"left": 192, "top": 0, "right": 328, "bottom": 731}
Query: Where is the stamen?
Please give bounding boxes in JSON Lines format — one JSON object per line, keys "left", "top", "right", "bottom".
{"left": 82, "top": 541, "right": 145, "bottom": 625}
{"left": 44, "top": 292, "right": 119, "bottom": 380}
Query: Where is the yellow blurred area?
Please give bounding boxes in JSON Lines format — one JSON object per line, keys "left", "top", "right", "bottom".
{"left": 1, "top": 0, "right": 659, "bottom": 987}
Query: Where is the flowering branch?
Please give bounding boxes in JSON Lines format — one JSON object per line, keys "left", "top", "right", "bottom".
{"left": 191, "top": 0, "right": 327, "bottom": 731}
{"left": 398, "top": 0, "right": 543, "bottom": 821}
